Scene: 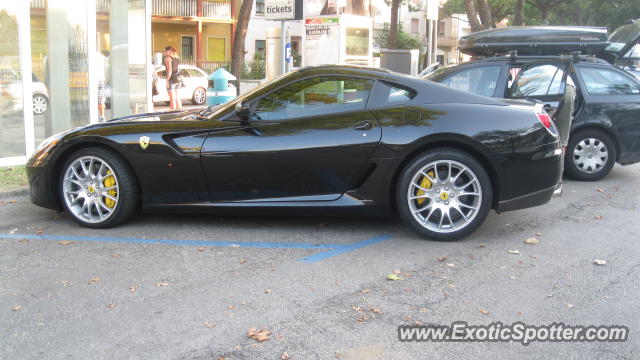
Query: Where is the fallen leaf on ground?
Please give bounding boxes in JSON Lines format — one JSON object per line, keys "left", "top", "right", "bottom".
{"left": 88, "top": 277, "right": 100, "bottom": 284}
{"left": 535, "top": 232, "right": 543, "bottom": 237}
{"left": 203, "top": 322, "right": 217, "bottom": 328}
{"left": 18, "top": 238, "right": 28, "bottom": 243}
{"left": 524, "top": 238, "right": 539, "bottom": 245}
{"left": 479, "top": 309, "right": 489, "bottom": 315}
{"left": 437, "top": 255, "right": 448, "bottom": 262}
{"left": 0, "top": 200, "right": 17, "bottom": 205}
{"left": 445, "top": 263, "right": 456, "bottom": 267}
{"left": 596, "top": 188, "right": 604, "bottom": 192}
{"left": 508, "top": 250, "right": 520, "bottom": 254}
{"left": 9, "top": 228, "right": 18, "bottom": 234}
{"left": 58, "top": 280, "right": 72, "bottom": 287}
{"left": 57, "top": 240, "right": 74, "bottom": 245}
{"left": 36, "top": 230, "right": 44, "bottom": 235}
{"left": 239, "top": 258, "right": 247, "bottom": 263}
{"left": 12, "top": 305, "right": 22, "bottom": 311}
{"left": 111, "top": 254, "right": 121, "bottom": 258}
{"left": 368, "top": 307, "right": 384, "bottom": 314}
{"left": 479, "top": 243, "right": 486, "bottom": 248}
{"left": 594, "top": 215, "right": 604, "bottom": 220}
{"left": 392, "top": 269, "right": 401, "bottom": 275}
{"left": 593, "top": 259, "right": 607, "bottom": 266}
{"left": 264, "top": 289, "right": 272, "bottom": 294}
{"left": 247, "top": 327, "right": 271, "bottom": 342}
{"left": 567, "top": 304, "right": 574, "bottom": 308}
{"left": 352, "top": 306, "right": 362, "bottom": 312}
{"left": 356, "top": 315, "right": 368, "bottom": 323}
{"left": 197, "top": 247, "right": 205, "bottom": 252}
{"left": 155, "top": 281, "right": 170, "bottom": 287}
{"left": 106, "top": 304, "right": 116, "bottom": 310}
{"left": 361, "top": 289, "right": 371, "bottom": 294}
{"left": 129, "top": 285, "right": 139, "bottom": 293}
{"left": 387, "top": 274, "right": 403, "bottom": 281}
{"left": 230, "top": 244, "right": 240, "bottom": 248}
{"left": 281, "top": 352, "right": 290, "bottom": 360}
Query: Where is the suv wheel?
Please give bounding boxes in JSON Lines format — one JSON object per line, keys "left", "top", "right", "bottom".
{"left": 564, "top": 129, "right": 616, "bottom": 181}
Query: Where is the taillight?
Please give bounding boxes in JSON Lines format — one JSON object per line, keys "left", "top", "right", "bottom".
{"left": 537, "top": 113, "right": 552, "bottom": 129}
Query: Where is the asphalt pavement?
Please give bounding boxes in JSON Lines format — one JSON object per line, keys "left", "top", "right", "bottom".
{"left": 1, "top": 164, "right": 639, "bottom": 359}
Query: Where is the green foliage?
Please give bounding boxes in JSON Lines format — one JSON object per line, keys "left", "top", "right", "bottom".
{"left": 442, "top": 0, "right": 640, "bottom": 32}
{"left": 375, "top": 24, "right": 424, "bottom": 51}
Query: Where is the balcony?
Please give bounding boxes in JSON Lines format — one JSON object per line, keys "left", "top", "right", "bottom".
{"left": 31, "top": 0, "right": 231, "bottom": 20}
{"left": 153, "top": 0, "right": 231, "bottom": 19}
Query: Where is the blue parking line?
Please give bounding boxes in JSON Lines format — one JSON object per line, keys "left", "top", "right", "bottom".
{"left": 298, "top": 235, "right": 393, "bottom": 263}
{"left": 0, "top": 233, "right": 392, "bottom": 263}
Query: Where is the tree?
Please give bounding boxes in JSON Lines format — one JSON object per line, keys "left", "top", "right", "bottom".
{"left": 231, "top": 0, "right": 254, "bottom": 83}
{"left": 374, "top": 23, "right": 424, "bottom": 50}
{"left": 463, "top": 0, "right": 483, "bottom": 32}
{"left": 476, "top": 0, "right": 493, "bottom": 28}
{"left": 526, "top": 0, "right": 561, "bottom": 24}
{"left": 389, "top": 0, "right": 401, "bottom": 49}
{"left": 513, "top": 0, "right": 525, "bottom": 25}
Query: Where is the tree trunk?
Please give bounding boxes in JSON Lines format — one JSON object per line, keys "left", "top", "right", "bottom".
{"left": 541, "top": 5, "right": 550, "bottom": 25}
{"left": 513, "top": 0, "right": 525, "bottom": 26}
{"left": 389, "top": 0, "right": 401, "bottom": 49}
{"left": 476, "top": 0, "right": 493, "bottom": 29}
{"left": 464, "top": 0, "right": 483, "bottom": 32}
{"left": 231, "top": 0, "right": 254, "bottom": 82}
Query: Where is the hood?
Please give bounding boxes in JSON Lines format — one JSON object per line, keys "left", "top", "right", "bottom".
{"left": 106, "top": 108, "right": 203, "bottom": 123}
{"left": 602, "top": 19, "right": 640, "bottom": 62}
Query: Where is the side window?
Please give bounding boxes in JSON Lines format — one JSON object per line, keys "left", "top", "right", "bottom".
{"left": 441, "top": 66, "right": 501, "bottom": 97}
{"left": 511, "top": 64, "right": 566, "bottom": 97}
{"left": 187, "top": 69, "right": 204, "bottom": 78}
{"left": 179, "top": 69, "right": 191, "bottom": 78}
{"left": 253, "top": 77, "right": 374, "bottom": 121}
{"left": 579, "top": 67, "right": 640, "bottom": 95}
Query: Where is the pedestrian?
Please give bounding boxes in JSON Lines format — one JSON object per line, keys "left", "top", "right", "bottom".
{"left": 554, "top": 76, "right": 576, "bottom": 155}
{"left": 164, "top": 46, "right": 182, "bottom": 110}
{"left": 95, "top": 51, "right": 107, "bottom": 121}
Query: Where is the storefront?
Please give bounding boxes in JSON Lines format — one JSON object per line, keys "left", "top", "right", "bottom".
{"left": 0, "top": 0, "right": 153, "bottom": 166}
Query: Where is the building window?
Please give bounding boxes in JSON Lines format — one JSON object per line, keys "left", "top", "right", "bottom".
{"left": 411, "top": 18, "right": 419, "bottom": 35}
{"left": 181, "top": 36, "right": 194, "bottom": 60}
{"left": 438, "top": 21, "right": 445, "bottom": 36}
{"left": 255, "top": 39, "right": 266, "bottom": 54}
{"left": 255, "top": 0, "right": 264, "bottom": 16}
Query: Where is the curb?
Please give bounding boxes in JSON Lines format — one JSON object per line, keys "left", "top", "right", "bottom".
{"left": 0, "top": 187, "right": 29, "bottom": 199}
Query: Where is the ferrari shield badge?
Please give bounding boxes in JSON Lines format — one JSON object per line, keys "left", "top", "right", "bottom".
{"left": 139, "top": 136, "right": 150, "bottom": 150}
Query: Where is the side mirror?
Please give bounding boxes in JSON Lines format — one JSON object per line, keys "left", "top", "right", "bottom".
{"left": 234, "top": 101, "right": 250, "bottom": 120}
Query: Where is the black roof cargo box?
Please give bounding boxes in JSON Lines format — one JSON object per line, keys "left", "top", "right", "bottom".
{"left": 459, "top": 26, "right": 609, "bottom": 57}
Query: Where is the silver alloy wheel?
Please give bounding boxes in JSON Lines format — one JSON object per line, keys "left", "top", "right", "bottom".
{"left": 193, "top": 88, "right": 206, "bottom": 104}
{"left": 573, "top": 137, "right": 608, "bottom": 174}
{"left": 407, "top": 160, "right": 482, "bottom": 234}
{"left": 33, "top": 95, "right": 47, "bottom": 114}
{"left": 62, "top": 156, "right": 119, "bottom": 224}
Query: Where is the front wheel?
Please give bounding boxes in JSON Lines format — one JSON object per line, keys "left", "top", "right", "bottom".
{"left": 396, "top": 149, "right": 492, "bottom": 241}
{"left": 564, "top": 129, "right": 616, "bottom": 181}
{"left": 59, "top": 147, "right": 138, "bottom": 228}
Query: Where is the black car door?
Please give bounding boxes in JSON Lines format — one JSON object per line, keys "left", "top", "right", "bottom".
{"left": 575, "top": 65, "right": 640, "bottom": 163}
{"left": 200, "top": 76, "right": 382, "bottom": 202}
{"left": 506, "top": 61, "right": 572, "bottom": 116}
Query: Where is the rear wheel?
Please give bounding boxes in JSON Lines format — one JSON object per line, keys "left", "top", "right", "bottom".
{"left": 59, "top": 147, "right": 138, "bottom": 228}
{"left": 396, "top": 149, "right": 492, "bottom": 241}
{"left": 564, "top": 129, "right": 616, "bottom": 181}
{"left": 192, "top": 87, "right": 206, "bottom": 105}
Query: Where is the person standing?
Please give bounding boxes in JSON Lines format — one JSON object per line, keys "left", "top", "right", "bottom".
{"left": 164, "top": 46, "right": 182, "bottom": 110}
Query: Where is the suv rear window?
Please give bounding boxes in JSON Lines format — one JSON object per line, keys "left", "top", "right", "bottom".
{"left": 440, "top": 66, "right": 501, "bottom": 97}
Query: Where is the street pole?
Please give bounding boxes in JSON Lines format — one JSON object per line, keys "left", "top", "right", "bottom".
{"left": 281, "top": 20, "right": 286, "bottom": 74}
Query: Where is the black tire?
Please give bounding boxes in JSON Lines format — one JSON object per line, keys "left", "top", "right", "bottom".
{"left": 59, "top": 147, "right": 138, "bottom": 228}
{"left": 192, "top": 87, "right": 207, "bottom": 105}
{"left": 396, "top": 148, "right": 492, "bottom": 241}
{"left": 564, "top": 129, "right": 616, "bottom": 181}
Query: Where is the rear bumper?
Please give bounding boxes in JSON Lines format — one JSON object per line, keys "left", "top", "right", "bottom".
{"left": 497, "top": 183, "right": 558, "bottom": 212}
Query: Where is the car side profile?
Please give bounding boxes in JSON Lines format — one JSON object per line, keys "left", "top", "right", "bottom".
{"left": 152, "top": 65, "right": 208, "bottom": 105}
{"left": 26, "top": 65, "right": 562, "bottom": 241}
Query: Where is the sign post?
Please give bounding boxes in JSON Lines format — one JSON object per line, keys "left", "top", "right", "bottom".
{"left": 265, "top": 0, "right": 302, "bottom": 74}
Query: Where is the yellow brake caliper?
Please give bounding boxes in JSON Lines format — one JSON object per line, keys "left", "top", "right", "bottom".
{"left": 416, "top": 170, "right": 434, "bottom": 205}
{"left": 103, "top": 170, "right": 117, "bottom": 208}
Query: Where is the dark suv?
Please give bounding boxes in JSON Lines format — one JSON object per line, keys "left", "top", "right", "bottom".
{"left": 425, "top": 22, "right": 640, "bottom": 181}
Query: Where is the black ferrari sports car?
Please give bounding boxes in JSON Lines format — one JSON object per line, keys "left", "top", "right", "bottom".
{"left": 27, "top": 65, "right": 562, "bottom": 241}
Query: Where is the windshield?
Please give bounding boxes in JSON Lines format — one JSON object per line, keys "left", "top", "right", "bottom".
{"left": 199, "top": 70, "right": 295, "bottom": 119}
{"left": 607, "top": 21, "right": 640, "bottom": 52}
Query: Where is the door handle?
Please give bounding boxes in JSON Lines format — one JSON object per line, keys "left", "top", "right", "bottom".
{"left": 353, "top": 121, "right": 372, "bottom": 131}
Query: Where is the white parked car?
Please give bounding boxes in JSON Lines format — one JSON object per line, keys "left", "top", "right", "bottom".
{"left": 0, "top": 69, "right": 49, "bottom": 115}
{"left": 153, "top": 65, "right": 208, "bottom": 105}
